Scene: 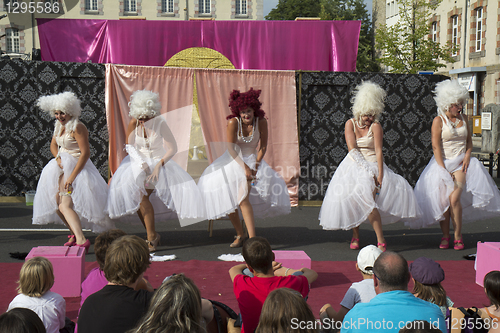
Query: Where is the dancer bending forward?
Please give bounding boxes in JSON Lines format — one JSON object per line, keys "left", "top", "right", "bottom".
{"left": 198, "top": 88, "right": 291, "bottom": 247}
{"left": 409, "top": 79, "right": 500, "bottom": 250}
{"left": 33, "top": 92, "right": 112, "bottom": 252}
{"left": 319, "top": 81, "right": 421, "bottom": 251}
{"left": 107, "top": 90, "right": 205, "bottom": 252}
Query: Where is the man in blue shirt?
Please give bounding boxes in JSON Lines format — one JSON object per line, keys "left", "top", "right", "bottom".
{"left": 340, "top": 251, "right": 446, "bottom": 333}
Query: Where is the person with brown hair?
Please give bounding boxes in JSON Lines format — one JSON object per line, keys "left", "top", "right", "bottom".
{"left": 229, "top": 236, "right": 317, "bottom": 333}
{"left": 409, "top": 257, "right": 453, "bottom": 317}
{"left": 481, "top": 270, "right": 500, "bottom": 333}
{"left": 78, "top": 235, "right": 154, "bottom": 333}
{"left": 7, "top": 257, "right": 65, "bottom": 333}
{"left": 0, "top": 307, "right": 47, "bottom": 333}
{"left": 256, "top": 288, "right": 319, "bottom": 333}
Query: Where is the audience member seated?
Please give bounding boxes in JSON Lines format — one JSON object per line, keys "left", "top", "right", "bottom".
{"left": 256, "top": 287, "right": 319, "bottom": 333}
{"left": 320, "top": 245, "right": 382, "bottom": 329}
{"left": 128, "top": 273, "right": 213, "bottom": 333}
{"left": 409, "top": 257, "right": 453, "bottom": 316}
{"left": 8, "top": 257, "right": 65, "bottom": 333}
{"left": 229, "top": 236, "right": 318, "bottom": 333}
{"left": 398, "top": 320, "right": 442, "bottom": 333}
{"left": 341, "top": 251, "right": 446, "bottom": 333}
{"left": 480, "top": 270, "right": 500, "bottom": 333}
{"left": 78, "top": 235, "right": 154, "bottom": 333}
{"left": 0, "top": 307, "right": 47, "bottom": 333}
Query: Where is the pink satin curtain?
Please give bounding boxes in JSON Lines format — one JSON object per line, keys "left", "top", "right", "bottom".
{"left": 38, "top": 19, "right": 360, "bottom": 72}
{"left": 195, "top": 69, "right": 299, "bottom": 206}
{"left": 105, "top": 64, "right": 194, "bottom": 174}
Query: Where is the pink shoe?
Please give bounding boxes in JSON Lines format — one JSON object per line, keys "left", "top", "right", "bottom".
{"left": 439, "top": 236, "right": 450, "bottom": 249}
{"left": 350, "top": 238, "right": 360, "bottom": 250}
{"left": 64, "top": 235, "right": 76, "bottom": 247}
{"left": 77, "top": 239, "right": 91, "bottom": 254}
{"left": 454, "top": 239, "right": 465, "bottom": 250}
{"left": 377, "top": 242, "right": 387, "bottom": 252}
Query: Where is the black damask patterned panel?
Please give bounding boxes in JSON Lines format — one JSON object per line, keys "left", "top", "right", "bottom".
{"left": 0, "top": 60, "right": 107, "bottom": 196}
{"left": 297, "top": 72, "right": 448, "bottom": 201}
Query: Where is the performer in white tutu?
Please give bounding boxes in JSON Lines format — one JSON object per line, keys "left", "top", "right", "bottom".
{"left": 197, "top": 88, "right": 291, "bottom": 248}
{"left": 319, "top": 81, "right": 421, "bottom": 252}
{"left": 106, "top": 90, "right": 205, "bottom": 252}
{"left": 409, "top": 79, "right": 500, "bottom": 250}
{"left": 33, "top": 92, "right": 112, "bottom": 253}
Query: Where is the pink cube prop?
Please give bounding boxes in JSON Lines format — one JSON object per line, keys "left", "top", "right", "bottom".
{"left": 26, "top": 246, "right": 85, "bottom": 297}
{"left": 475, "top": 242, "right": 500, "bottom": 287}
{"left": 273, "top": 251, "right": 311, "bottom": 270}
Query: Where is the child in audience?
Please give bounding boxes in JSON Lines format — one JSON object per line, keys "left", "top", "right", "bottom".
{"left": 78, "top": 235, "right": 154, "bottom": 333}
{"left": 128, "top": 274, "right": 213, "bottom": 333}
{"left": 8, "top": 257, "right": 65, "bottom": 333}
{"left": 0, "top": 307, "right": 47, "bottom": 333}
{"left": 319, "top": 245, "right": 382, "bottom": 329}
{"left": 256, "top": 287, "right": 319, "bottom": 333}
{"left": 409, "top": 257, "right": 453, "bottom": 316}
{"left": 229, "top": 236, "right": 318, "bottom": 333}
{"left": 481, "top": 270, "right": 500, "bottom": 333}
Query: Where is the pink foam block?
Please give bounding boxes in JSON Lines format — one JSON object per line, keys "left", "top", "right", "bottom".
{"left": 475, "top": 242, "right": 500, "bottom": 287}
{"left": 26, "top": 246, "right": 86, "bottom": 297}
{"left": 273, "top": 251, "right": 311, "bottom": 270}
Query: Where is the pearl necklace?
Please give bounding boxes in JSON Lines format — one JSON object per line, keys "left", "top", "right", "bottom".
{"left": 355, "top": 121, "right": 367, "bottom": 129}
{"left": 449, "top": 117, "right": 460, "bottom": 128}
{"left": 240, "top": 118, "right": 255, "bottom": 143}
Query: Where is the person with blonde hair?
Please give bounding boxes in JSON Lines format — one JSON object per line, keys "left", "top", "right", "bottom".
{"left": 256, "top": 288, "right": 319, "bottom": 333}
{"left": 319, "top": 81, "right": 421, "bottom": 251}
{"left": 107, "top": 90, "right": 205, "bottom": 252}
{"left": 33, "top": 91, "right": 112, "bottom": 251}
{"left": 409, "top": 79, "right": 500, "bottom": 250}
{"left": 8, "top": 257, "right": 65, "bottom": 333}
{"left": 78, "top": 235, "right": 154, "bottom": 333}
{"left": 128, "top": 274, "right": 213, "bottom": 333}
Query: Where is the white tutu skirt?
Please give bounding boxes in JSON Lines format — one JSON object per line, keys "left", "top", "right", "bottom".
{"left": 197, "top": 151, "right": 291, "bottom": 220}
{"left": 319, "top": 155, "right": 422, "bottom": 230}
{"left": 32, "top": 153, "right": 113, "bottom": 233}
{"left": 106, "top": 156, "right": 205, "bottom": 226}
{"left": 407, "top": 154, "right": 500, "bottom": 229}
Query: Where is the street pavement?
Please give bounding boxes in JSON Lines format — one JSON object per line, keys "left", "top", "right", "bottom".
{"left": 1, "top": 202, "right": 499, "bottom": 263}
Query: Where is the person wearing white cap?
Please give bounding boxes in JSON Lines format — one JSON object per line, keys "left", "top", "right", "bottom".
{"left": 320, "top": 245, "right": 383, "bottom": 330}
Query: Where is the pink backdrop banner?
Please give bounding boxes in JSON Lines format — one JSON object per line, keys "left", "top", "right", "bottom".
{"left": 195, "top": 69, "right": 299, "bottom": 206}
{"left": 37, "top": 19, "right": 360, "bottom": 71}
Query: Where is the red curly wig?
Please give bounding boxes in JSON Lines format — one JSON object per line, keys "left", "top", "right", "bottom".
{"left": 226, "top": 88, "right": 266, "bottom": 120}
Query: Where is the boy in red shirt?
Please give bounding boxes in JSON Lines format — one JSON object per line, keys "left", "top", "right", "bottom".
{"left": 229, "top": 237, "right": 318, "bottom": 333}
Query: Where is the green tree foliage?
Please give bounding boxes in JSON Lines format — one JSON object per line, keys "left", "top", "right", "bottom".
{"left": 375, "top": 0, "right": 455, "bottom": 73}
{"left": 266, "top": 0, "right": 380, "bottom": 72}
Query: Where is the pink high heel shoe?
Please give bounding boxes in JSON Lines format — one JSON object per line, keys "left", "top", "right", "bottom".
{"left": 77, "top": 239, "right": 91, "bottom": 254}
{"left": 350, "top": 238, "right": 360, "bottom": 250}
{"left": 64, "top": 235, "right": 76, "bottom": 247}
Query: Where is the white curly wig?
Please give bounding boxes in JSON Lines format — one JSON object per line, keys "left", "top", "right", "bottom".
{"left": 128, "top": 90, "right": 162, "bottom": 119}
{"left": 37, "top": 91, "right": 82, "bottom": 136}
{"left": 433, "top": 79, "right": 469, "bottom": 116}
{"left": 37, "top": 91, "right": 81, "bottom": 118}
{"left": 351, "top": 81, "right": 387, "bottom": 121}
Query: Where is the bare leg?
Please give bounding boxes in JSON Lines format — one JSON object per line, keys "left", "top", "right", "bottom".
{"left": 229, "top": 211, "right": 245, "bottom": 238}
{"left": 137, "top": 189, "right": 156, "bottom": 241}
{"left": 368, "top": 208, "right": 386, "bottom": 247}
{"left": 57, "top": 176, "right": 85, "bottom": 244}
{"left": 449, "top": 171, "right": 465, "bottom": 242}
{"left": 351, "top": 227, "right": 360, "bottom": 249}
{"left": 239, "top": 194, "right": 256, "bottom": 238}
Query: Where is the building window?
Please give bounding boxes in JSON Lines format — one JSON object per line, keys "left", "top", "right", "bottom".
{"left": 124, "top": 0, "right": 136, "bottom": 13}
{"left": 6, "top": 28, "right": 20, "bottom": 53}
{"left": 85, "top": 0, "right": 97, "bottom": 11}
{"left": 476, "top": 7, "right": 482, "bottom": 52}
{"left": 452, "top": 15, "right": 458, "bottom": 56}
{"left": 161, "top": 0, "right": 173, "bottom": 13}
{"left": 199, "top": 0, "right": 210, "bottom": 14}
{"left": 236, "top": 0, "right": 247, "bottom": 15}
{"left": 432, "top": 21, "right": 437, "bottom": 42}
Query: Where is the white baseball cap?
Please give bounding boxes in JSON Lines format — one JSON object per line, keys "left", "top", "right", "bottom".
{"left": 357, "top": 245, "right": 383, "bottom": 274}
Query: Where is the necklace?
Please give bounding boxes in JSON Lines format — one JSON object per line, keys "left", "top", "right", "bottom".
{"left": 355, "top": 121, "right": 367, "bottom": 129}
{"left": 240, "top": 118, "right": 255, "bottom": 143}
{"left": 449, "top": 117, "right": 460, "bottom": 128}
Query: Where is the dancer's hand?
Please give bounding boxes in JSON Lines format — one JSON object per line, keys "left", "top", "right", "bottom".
{"left": 56, "top": 157, "right": 63, "bottom": 169}
{"left": 376, "top": 174, "right": 383, "bottom": 187}
{"left": 146, "top": 162, "right": 162, "bottom": 184}
{"left": 64, "top": 178, "right": 74, "bottom": 193}
{"left": 462, "top": 155, "right": 471, "bottom": 173}
{"left": 245, "top": 165, "right": 253, "bottom": 181}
